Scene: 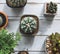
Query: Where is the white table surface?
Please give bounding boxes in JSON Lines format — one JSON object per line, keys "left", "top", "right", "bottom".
{"left": 1, "top": 0, "right": 60, "bottom": 54}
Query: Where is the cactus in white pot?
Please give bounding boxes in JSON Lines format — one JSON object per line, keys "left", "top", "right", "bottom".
{"left": 6, "top": 0, "right": 27, "bottom": 8}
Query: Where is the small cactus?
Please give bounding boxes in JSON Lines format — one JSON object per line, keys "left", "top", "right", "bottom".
{"left": 6, "top": 0, "right": 27, "bottom": 8}
{"left": 0, "top": 16, "right": 3, "bottom": 26}
{"left": 20, "top": 17, "right": 37, "bottom": 34}
{"left": 47, "top": 2, "right": 57, "bottom": 13}
{"left": 46, "top": 33, "right": 60, "bottom": 54}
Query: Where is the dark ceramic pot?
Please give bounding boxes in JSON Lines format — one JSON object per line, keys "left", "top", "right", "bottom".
{"left": 18, "top": 51, "right": 28, "bottom": 54}
{"left": 6, "top": 0, "right": 27, "bottom": 8}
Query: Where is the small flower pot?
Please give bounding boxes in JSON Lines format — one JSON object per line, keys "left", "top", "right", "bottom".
{"left": 44, "top": 2, "right": 57, "bottom": 16}
{"left": 0, "top": 12, "right": 8, "bottom": 29}
{"left": 6, "top": 0, "right": 27, "bottom": 8}
{"left": 18, "top": 51, "right": 28, "bottom": 54}
{"left": 20, "top": 15, "right": 39, "bottom": 35}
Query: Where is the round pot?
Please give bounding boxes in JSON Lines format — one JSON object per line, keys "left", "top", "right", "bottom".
{"left": 6, "top": 0, "right": 27, "bottom": 8}
{"left": 18, "top": 51, "right": 28, "bottom": 54}
{"left": 0, "top": 12, "right": 8, "bottom": 29}
{"left": 20, "top": 15, "right": 39, "bottom": 35}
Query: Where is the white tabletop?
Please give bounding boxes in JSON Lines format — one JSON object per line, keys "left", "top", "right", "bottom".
{"left": 1, "top": 0, "right": 60, "bottom": 54}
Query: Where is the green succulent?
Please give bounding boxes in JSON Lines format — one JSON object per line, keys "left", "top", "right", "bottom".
{"left": 0, "top": 16, "right": 3, "bottom": 26}
{"left": 7, "top": 0, "right": 27, "bottom": 7}
{"left": 49, "top": 33, "right": 60, "bottom": 53}
{"left": 47, "top": 2, "right": 57, "bottom": 13}
{"left": 0, "top": 29, "right": 21, "bottom": 54}
{"left": 21, "top": 17, "right": 37, "bottom": 34}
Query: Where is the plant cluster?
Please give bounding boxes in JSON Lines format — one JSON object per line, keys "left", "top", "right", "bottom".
{"left": 0, "top": 29, "right": 21, "bottom": 54}
{"left": 46, "top": 33, "right": 60, "bottom": 54}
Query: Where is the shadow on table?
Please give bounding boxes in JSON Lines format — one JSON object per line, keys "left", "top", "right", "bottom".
{"left": 39, "top": 18, "right": 53, "bottom": 35}
{"left": 15, "top": 27, "right": 35, "bottom": 51}
{"left": 3, "top": 4, "right": 24, "bottom": 16}
{"left": 40, "top": 41, "right": 46, "bottom": 54}
{"left": 38, "top": 4, "right": 55, "bottom": 35}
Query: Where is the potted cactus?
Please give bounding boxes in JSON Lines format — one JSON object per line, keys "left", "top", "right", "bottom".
{"left": 18, "top": 51, "right": 28, "bottom": 54}
{"left": 45, "top": 33, "right": 60, "bottom": 54}
{"left": 0, "top": 12, "right": 8, "bottom": 29}
{"left": 20, "top": 15, "right": 39, "bottom": 35}
{"left": 0, "top": 29, "right": 21, "bottom": 54}
{"left": 44, "top": 2, "right": 57, "bottom": 15}
{"left": 6, "top": 0, "right": 27, "bottom": 8}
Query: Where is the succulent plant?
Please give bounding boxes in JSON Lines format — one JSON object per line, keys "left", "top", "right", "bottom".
{"left": 6, "top": 0, "right": 27, "bottom": 8}
{"left": 0, "top": 16, "right": 3, "bottom": 26}
{"left": 20, "top": 17, "right": 37, "bottom": 34}
{"left": 0, "top": 29, "right": 21, "bottom": 54}
{"left": 46, "top": 33, "right": 60, "bottom": 54}
{"left": 47, "top": 2, "right": 57, "bottom": 13}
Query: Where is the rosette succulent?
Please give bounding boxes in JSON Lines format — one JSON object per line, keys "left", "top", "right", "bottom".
{"left": 20, "top": 17, "right": 37, "bottom": 34}
{"left": 46, "top": 33, "right": 60, "bottom": 54}
{"left": 6, "top": 0, "right": 27, "bottom": 8}
{"left": 47, "top": 2, "right": 57, "bottom": 13}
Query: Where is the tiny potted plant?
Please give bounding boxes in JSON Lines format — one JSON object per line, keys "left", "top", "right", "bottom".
{"left": 6, "top": 0, "right": 27, "bottom": 8}
{"left": 20, "top": 15, "right": 39, "bottom": 35}
{"left": 44, "top": 2, "right": 57, "bottom": 15}
{"left": 0, "top": 12, "right": 8, "bottom": 29}
{"left": 18, "top": 51, "right": 28, "bottom": 54}
{"left": 45, "top": 33, "right": 60, "bottom": 54}
{"left": 0, "top": 29, "right": 21, "bottom": 54}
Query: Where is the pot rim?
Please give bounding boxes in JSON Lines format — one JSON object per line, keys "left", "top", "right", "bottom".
{"left": 0, "top": 12, "right": 8, "bottom": 29}
{"left": 20, "top": 15, "right": 39, "bottom": 35}
{"left": 6, "top": 0, "right": 27, "bottom": 8}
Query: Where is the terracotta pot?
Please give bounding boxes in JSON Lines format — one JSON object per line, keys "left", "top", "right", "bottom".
{"left": 6, "top": 0, "right": 27, "bottom": 8}
{"left": 0, "top": 12, "right": 8, "bottom": 29}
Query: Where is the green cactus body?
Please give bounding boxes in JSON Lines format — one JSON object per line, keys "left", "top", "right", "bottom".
{"left": 0, "top": 16, "right": 3, "bottom": 26}
{"left": 47, "top": 2, "right": 57, "bottom": 13}
{"left": 7, "top": 0, "right": 27, "bottom": 7}
{"left": 21, "top": 17, "right": 37, "bottom": 33}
